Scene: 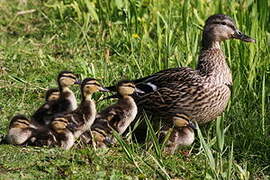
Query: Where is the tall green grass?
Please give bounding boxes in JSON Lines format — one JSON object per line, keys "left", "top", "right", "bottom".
{"left": 0, "top": 0, "right": 269, "bottom": 178}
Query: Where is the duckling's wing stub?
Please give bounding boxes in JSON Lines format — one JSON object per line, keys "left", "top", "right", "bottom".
{"left": 99, "top": 105, "right": 124, "bottom": 123}
{"left": 32, "top": 98, "right": 71, "bottom": 125}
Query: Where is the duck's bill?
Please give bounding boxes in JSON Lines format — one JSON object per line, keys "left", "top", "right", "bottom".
{"left": 233, "top": 30, "right": 256, "bottom": 43}
{"left": 99, "top": 94, "right": 119, "bottom": 101}
{"left": 104, "top": 136, "right": 114, "bottom": 146}
{"left": 74, "top": 80, "right": 81, "bottom": 85}
{"left": 100, "top": 87, "right": 110, "bottom": 92}
{"left": 134, "top": 87, "right": 144, "bottom": 94}
{"left": 188, "top": 121, "right": 197, "bottom": 130}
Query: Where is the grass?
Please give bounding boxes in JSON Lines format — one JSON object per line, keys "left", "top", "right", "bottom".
{"left": 0, "top": 0, "right": 269, "bottom": 179}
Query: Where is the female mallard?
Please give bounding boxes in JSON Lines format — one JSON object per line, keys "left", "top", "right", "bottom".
{"left": 108, "top": 14, "right": 255, "bottom": 124}
{"left": 106, "top": 14, "right": 255, "bottom": 153}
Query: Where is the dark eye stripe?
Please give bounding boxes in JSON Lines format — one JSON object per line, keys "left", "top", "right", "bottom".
{"left": 212, "top": 21, "right": 235, "bottom": 30}
{"left": 93, "top": 128, "right": 107, "bottom": 137}
{"left": 54, "top": 118, "right": 68, "bottom": 124}
{"left": 62, "top": 75, "right": 77, "bottom": 80}
{"left": 16, "top": 120, "right": 30, "bottom": 126}
{"left": 122, "top": 84, "right": 135, "bottom": 88}
{"left": 175, "top": 113, "right": 190, "bottom": 121}
{"left": 85, "top": 82, "right": 101, "bottom": 86}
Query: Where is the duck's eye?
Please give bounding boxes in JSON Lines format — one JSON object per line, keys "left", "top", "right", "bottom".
{"left": 221, "top": 22, "right": 226, "bottom": 25}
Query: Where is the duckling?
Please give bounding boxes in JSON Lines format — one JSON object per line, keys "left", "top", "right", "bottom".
{"left": 6, "top": 115, "right": 54, "bottom": 146}
{"left": 6, "top": 115, "right": 32, "bottom": 145}
{"left": 79, "top": 118, "right": 113, "bottom": 148}
{"left": 45, "top": 88, "right": 60, "bottom": 102}
{"left": 98, "top": 80, "right": 143, "bottom": 135}
{"left": 79, "top": 80, "right": 143, "bottom": 148}
{"left": 49, "top": 78, "right": 109, "bottom": 149}
{"left": 160, "top": 114, "right": 196, "bottom": 154}
{"left": 32, "top": 71, "right": 80, "bottom": 126}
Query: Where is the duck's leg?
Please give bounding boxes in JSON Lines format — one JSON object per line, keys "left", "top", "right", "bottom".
{"left": 58, "top": 130, "right": 75, "bottom": 150}
{"left": 114, "top": 119, "right": 134, "bottom": 135}
{"left": 163, "top": 127, "right": 195, "bottom": 154}
{"left": 163, "top": 128, "right": 180, "bottom": 154}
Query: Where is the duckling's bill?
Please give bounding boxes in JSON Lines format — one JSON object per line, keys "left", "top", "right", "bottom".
{"left": 134, "top": 87, "right": 144, "bottom": 94}
{"left": 99, "top": 87, "right": 110, "bottom": 92}
{"left": 74, "top": 80, "right": 82, "bottom": 85}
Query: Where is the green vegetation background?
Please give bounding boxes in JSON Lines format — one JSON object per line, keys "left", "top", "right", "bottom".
{"left": 0, "top": 0, "right": 269, "bottom": 179}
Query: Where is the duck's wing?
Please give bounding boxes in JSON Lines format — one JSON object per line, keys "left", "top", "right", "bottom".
{"left": 106, "top": 67, "right": 198, "bottom": 93}
{"left": 31, "top": 102, "right": 53, "bottom": 125}
{"left": 99, "top": 104, "right": 125, "bottom": 123}
{"left": 31, "top": 99, "right": 71, "bottom": 125}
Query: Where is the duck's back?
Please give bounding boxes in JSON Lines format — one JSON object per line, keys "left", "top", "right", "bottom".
{"left": 134, "top": 49, "right": 232, "bottom": 124}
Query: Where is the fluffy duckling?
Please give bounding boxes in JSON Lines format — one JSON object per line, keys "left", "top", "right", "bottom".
{"left": 79, "top": 80, "right": 143, "bottom": 148}
{"left": 32, "top": 71, "right": 80, "bottom": 126}
{"left": 161, "top": 114, "right": 196, "bottom": 154}
{"left": 50, "top": 78, "right": 109, "bottom": 149}
{"left": 6, "top": 115, "right": 54, "bottom": 145}
{"left": 79, "top": 118, "right": 113, "bottom": 148}
{"left": 4, "top": 88, "right": 61, "bottom": 145}
{"left": 98, "top": 80, "right": 143, "bottom": 135}
{"left": 45, "top": 88, "right": 60, "bottom": 102}
{"left": 6, "top": 115, "right": 33, "bottom": 145}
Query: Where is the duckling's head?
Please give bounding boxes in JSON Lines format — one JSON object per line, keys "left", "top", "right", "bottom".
{"left": 81, "top": 78, "right": 109, "bottom": 98}
{"left": 45, "top": 88, "right": 60, "bottom": 102}
{"left": 51, "top": 117, "right": 69, "bottom": 132}
{"left": 9, "top": 115, "right": 30, "bottom": 129}
{"left": 57, "top": 71, "right": 80, "bottom": 88}
{"left": 203, "top": 14, "right": 255, "bottom": 48}
{"left": 117, "top": 80, "right": 144, "bottom": 96}
{"left": 172, "top": 114, "right": 196, "bottom": 130}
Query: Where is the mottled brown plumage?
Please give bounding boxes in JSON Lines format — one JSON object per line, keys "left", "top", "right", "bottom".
{"left": 106, "top": 14, "right": 255, "bottom": 153}
{"left": 108, "top": 14, "right": 255, "bottom": 124}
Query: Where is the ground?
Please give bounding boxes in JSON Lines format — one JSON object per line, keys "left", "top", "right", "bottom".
{"left": 0, "top": 0, "right": 269, "bottom": 179}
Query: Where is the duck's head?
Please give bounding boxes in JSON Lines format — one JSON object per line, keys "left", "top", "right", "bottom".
{"left": 117, "top": 80, "right": 144, "bottom": 96}
{"left": 203, "top": 14, "right": 255, "bottom": 48}
{"left": 172, "top": 115, "right": 196, "bottom": 130}
{"left": 9, "top": 115, "right": 30, "bottom": 129}
{"left": 45, "top": 88, "right": 60, "bottom": 102}
{"left": 51, "top": 117, "right": 69, "bottom": 132}
{"left": 57, "top": 71, "right": 81, "bottom": 88}
{"left": 81, "top": 78, "right": 109, "bottom": 98}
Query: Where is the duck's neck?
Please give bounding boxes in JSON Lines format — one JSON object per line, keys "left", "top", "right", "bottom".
{"left": 201, "top": 34, "right": 221, "bottom": 50}
{"left": 81, "top": 94, "right": 96, "bottom": 119}
{"left": 120, "top": 95, "right": 136, "bottom": 105}
{"left": 75, "top": 94, "right": 96, "bottom": 138}
{"left": 60, "top": 86, "right": 78, "bottom": 110}
{"left": 177, "top": 127, "right": 195, "bottom": 146}
{"left": 196, "top": 39, "right": 232, "bottom": 86}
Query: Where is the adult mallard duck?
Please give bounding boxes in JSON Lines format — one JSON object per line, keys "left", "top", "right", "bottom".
{"left": 106, "top": 14, "right": 255, "bottom": 153}
{"left": 108, "top": 14, "right": 255, "bottom": 124}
